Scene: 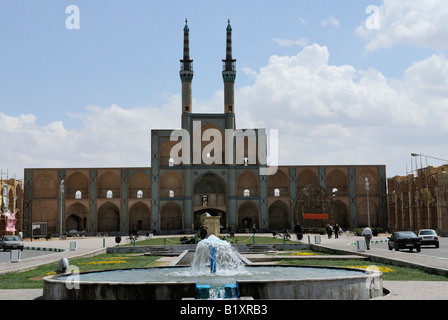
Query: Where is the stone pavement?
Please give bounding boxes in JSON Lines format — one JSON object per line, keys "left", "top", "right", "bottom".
{"left": 0, "top": 233, "right": 447, "bottom": 300}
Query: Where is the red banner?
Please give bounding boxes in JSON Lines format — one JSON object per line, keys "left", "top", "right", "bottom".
{"left": 303, "top": 213, "right": 328, "bottom": 220}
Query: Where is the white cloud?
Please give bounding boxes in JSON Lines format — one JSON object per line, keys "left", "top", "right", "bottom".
{"left": 235, "top": 44, "right": 448, "bottom": 176}
{"left": 320, "top": 17, "right": 339, "bottom": 28}
{"left": 2, "top": 45, "right": 448, "bottom": 179}
{"left": 356, "top": 0, "right": 448, "bottom": 51}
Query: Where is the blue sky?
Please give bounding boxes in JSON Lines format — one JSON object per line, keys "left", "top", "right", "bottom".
{"left": 1, "top": 0, "right": 448, "bottom": 179}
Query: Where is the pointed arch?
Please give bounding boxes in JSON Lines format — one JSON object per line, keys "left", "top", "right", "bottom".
{"left": 129, "top": 201, "right": 151, "bottom": 233}
{"left": 237, "top": 170, "right": 259, "bottom": 197}
{"left": 193, "top": 172, "right": 227, "bottom": 225}
{"left": 327, "top": 169, "right": 348, "bottom": 196}
{"left": 160, "top": 202, "right": 182, "bottom": 231}
{"left": 98, "top": 202, "right": 120, "bottom": 232}
{"left": 296, "top": 183, "right": 334, "bottom": 229}
{"left": 66, "top": 172, "right": 89, "bottom": 200}
{"left": 269, "top": 200, "right": 290, "bottom": 230}
{"left": 268, "top": 169, "right": 289, "bottom": 197}
{"left": 98, "top": 171, "right": 120, "bottom": 199}
{"left": 129, "top": 170, "right": 151, "bottom": 199}
{"left": 159, "top": 139, "right": 181, "bottom": 167}
{"left": 160, "top": 171, "right": 184, "bottom": 198}
{"left": 297, "top": 168, "right": 318, "bottom": 194}
{"left": 237, "top": 201, "right": 259, "bottom": 231}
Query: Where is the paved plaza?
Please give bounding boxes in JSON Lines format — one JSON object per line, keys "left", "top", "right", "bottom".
{"left": 0, "top": 234, "right": 447, "bottom": 300}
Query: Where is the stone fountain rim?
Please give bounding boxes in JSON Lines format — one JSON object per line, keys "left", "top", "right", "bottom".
{"left": 44, "top": 264, "right": 379, "bottom": 284}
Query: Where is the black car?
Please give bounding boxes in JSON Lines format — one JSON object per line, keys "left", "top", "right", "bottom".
{"left": 0, "top": 235, "right": 24, "bottom": 251}
{"left": 388, "top": 231, "right": 421, "bottom": 252}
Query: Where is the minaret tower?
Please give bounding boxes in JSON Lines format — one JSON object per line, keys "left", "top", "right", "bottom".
{"left": 222, "top": 19, "right": 236, "bottom": 114}
{"left": 180, "top": 19, "right": 193, "bottom": 114}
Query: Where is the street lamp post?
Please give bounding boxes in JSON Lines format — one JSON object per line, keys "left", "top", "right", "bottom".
{"left": 365, "top": 177, "right": 370, "bottom": 227}
{"left": 60, "top": 179, "right": 64, "bottom": 238}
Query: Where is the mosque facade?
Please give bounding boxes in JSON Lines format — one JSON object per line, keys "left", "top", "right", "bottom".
{"left": 23, "top": 21, "right": 387, "bottom": 237}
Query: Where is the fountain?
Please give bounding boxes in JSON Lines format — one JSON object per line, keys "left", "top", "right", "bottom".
{"left": 43, "top": 235, "right": 383, "bottom": 300}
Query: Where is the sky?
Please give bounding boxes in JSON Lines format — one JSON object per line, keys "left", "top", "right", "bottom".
{"left": 1, "top": 0, "right": 448, "bottom": 180}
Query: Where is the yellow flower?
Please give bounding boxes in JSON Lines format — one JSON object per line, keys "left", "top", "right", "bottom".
{"left": 345, "top": 265, "right": 396, "bottom": 273}
{"left": 290, "top": 252, "right": 315, "bottom": 256}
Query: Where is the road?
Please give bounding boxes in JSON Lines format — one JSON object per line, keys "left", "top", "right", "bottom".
{"left": 372, "top": 237, "right": 448, "bottom": 260}
{"left": 0, "top": 249, "right": 55, "bottom": 264}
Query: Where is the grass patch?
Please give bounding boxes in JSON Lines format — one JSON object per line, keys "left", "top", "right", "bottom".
{"left": 129, "top": 235, "right": 297, "bottom": 246}
{"left": 0, "top": 253, "right": 160, "bottom": 290}
{"left": 278, "top": 258, "right": 448, "bottom": 281}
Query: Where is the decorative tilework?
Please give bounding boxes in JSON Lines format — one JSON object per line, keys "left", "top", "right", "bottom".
{"left": 58, "top": 170, "right": 66, "bottom": 233}
{"left": 319, "top": 166, "right": 326, "bottom": 189}
{"left": 121, "top": 169, "right": 129, "bottom": 232}
{"left": 348, "top": 166, "right": 357, "bottom": 227}
{"left": 89, "top": 169, "right": 97, "bottom": 232}
{"left": 289, "top": 167, "right": 297, "bottom": 225}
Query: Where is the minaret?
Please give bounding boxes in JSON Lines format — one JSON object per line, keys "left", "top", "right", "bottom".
{"left": 180, "top": 19, "right": 193, "bottom": 114}
{"left": 222, "top": 19, "right": 236, "bottom": 114}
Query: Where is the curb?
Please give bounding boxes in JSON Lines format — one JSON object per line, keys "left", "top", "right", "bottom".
{"left": 24, "top": 246, "right": 66, "bottom": 252}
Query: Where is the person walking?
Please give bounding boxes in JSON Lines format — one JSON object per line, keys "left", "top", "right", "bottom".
{"left": 326, "top": 224, "right": 333, "bottom": 239}
{"left": 294, "top": 223, "right": 303, "bottom": 241}
{"left": 361, "top": 226, "right": 373, "bottom": 250}
{"left": 334, "top": 224, "right": 340, "bottom": 239}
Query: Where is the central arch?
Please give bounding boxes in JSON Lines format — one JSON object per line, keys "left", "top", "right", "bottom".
{"left": 193, "top": 172, "right": 227, "bottom": 230}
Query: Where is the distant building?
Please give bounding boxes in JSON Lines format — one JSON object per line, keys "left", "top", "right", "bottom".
{"left": 1, "top": 178, "right": 23, "bottom": 237}
{"left": 23, "top": 20, "right": 387, "bottom": 237}
{"left": 387, "top": 165, "right": 448, "bottom": 236}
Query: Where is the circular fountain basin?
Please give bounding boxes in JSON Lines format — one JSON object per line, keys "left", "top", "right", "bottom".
{"left": 43, "top": 265, "right": 382, "bottom": 300}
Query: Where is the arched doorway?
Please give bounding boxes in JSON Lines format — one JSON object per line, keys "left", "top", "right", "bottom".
{"left": 129, "top": 202, "right": 151, "bottom": 233}
{"left": 66, "top": 203, "right": 88, "bottom": 231}
{"left": 98, "top": 202, "right": 120, "bottom": 232}
{"left": 237, "top": 201, "right": 259, "bottom": 232}
{"left": 269, "top": 200, "right": 289, "bottom": 230}
{"left": 160, "top": 202, "right": 182, "bottom": 231}
{"left": 66, "top": 214, "right": 83, "bottom": 231}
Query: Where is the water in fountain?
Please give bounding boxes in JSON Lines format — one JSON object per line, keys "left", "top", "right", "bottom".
{"left": 53, "top": 234, "right": 374, "bottom": 299}
{"left": 188, "top": 235, "right": 247, "bottom": 299}
{"left": 189, "top": 235, "right": 248, "bottom": 277}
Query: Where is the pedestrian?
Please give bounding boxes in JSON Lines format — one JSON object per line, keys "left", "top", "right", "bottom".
{"left": 326, "top": 224, "right": 333, "bottom": 239}
{"left": 334, "top": 224, "right": 340, "bottom": 239}
{"left": 252, "top": 224, "right": 256, "bottom": 235}
{"left": 362, "top": 226, "right": 373, "bottom": 250}
{"left": 294, "top": 223, "right": 303, "bottom": 241}
{"left": 18, "top": 229, "right": 23, "bottom": 240}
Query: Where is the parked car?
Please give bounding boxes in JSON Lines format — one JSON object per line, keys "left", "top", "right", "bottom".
{"left": 418, "top": 229, "right": 439, "bottom": 248}
{"left": 387, "top": 231, "right": 421, "bottom": 252}
{"left": 0, "top": 235, "right": 24, "bottom": 251}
